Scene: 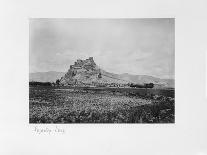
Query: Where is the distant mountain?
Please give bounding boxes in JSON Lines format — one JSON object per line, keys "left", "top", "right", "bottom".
{"left": 59, "top": 57, "right": 174, "bottom": 88}
{"left": 29, "top": 71, "right": 65, "bottom": 82}
{"left": 162, "top": 79, "right": 175, "bottom": 88}
{"left": 100, "top": 71, "right": 174, "bottom": 88}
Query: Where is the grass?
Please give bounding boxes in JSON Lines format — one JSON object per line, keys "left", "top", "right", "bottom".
{"left": 29, "top": 87, "right": 174, "bottom": 123}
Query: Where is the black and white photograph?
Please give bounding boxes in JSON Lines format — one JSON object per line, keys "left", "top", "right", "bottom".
{"left": 1, "top": 0, "right": 207, "bottom": 155}
{"left": 29, "top": 18, "right": 175, "bottom": 123}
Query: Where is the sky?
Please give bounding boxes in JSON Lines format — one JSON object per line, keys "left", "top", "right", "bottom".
{"left": 30, "top": 18, "right": 174, "bottom": 79}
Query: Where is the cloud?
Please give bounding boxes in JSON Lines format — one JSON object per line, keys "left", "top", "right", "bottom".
{"left": 30, "top": 18, "right": 174, "bottom": 79}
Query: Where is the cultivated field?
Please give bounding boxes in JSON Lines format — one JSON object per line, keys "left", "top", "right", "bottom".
{"left": 29, "top": 86, "right": 174, "bottom": 123}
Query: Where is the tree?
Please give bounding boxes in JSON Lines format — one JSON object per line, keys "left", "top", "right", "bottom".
{"left": 56, "top": 79, "right": 60, "bottom": 85}
{"left": 98, "top": 72, "right": 102, "bottom": 78}
{"left": 144, "top": 83, "right": 154, "bottom": 88}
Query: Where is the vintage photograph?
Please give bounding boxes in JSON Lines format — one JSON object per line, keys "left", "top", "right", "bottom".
{"left": 29, "top": 18, "right": 175, "bottom": 123}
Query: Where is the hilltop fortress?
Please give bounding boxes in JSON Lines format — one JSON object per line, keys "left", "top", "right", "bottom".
{"left": 59, "top": 57, "right": 128, "bottom": 87}
{"left": 58, "top": 57, "right": 173, "bottom": 88}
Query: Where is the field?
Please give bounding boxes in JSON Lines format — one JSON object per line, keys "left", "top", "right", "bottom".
{"left": 29, "top": 86, "right": 175, "bottom": 123}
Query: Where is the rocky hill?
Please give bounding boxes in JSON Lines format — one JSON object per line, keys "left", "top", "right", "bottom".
{"left": 59, "top": 57, "right": 174, "bottom": 88}
{"left": 59, "top": 57, "right": 127, "bottom": 86}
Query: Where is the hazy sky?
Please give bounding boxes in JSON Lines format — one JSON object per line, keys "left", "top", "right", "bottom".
{"left": 30, "top": 18, "right": 174, "bottom": 79}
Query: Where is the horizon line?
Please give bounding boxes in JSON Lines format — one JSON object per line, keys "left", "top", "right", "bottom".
{"left": 29, "top": 70, "right": 175, "bottom": 80}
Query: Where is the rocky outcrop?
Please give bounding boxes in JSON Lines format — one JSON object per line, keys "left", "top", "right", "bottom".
{"left": 59, "top": 57, "right": 174, "bottom": 88}
{"left": 60, "top": 57, "right": 101, "bottom": 86}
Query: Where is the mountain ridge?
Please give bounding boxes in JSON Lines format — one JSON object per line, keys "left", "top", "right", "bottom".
{"left": 29, "top": 71, "right": 65, "bottom": 82}
{"left": 29, "top": 57, "right": 174, "bottom": 88}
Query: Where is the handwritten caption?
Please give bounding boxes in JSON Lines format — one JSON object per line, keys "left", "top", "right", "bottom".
{"left": 33, "top": 126, "right": 66, "bottom": 134}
